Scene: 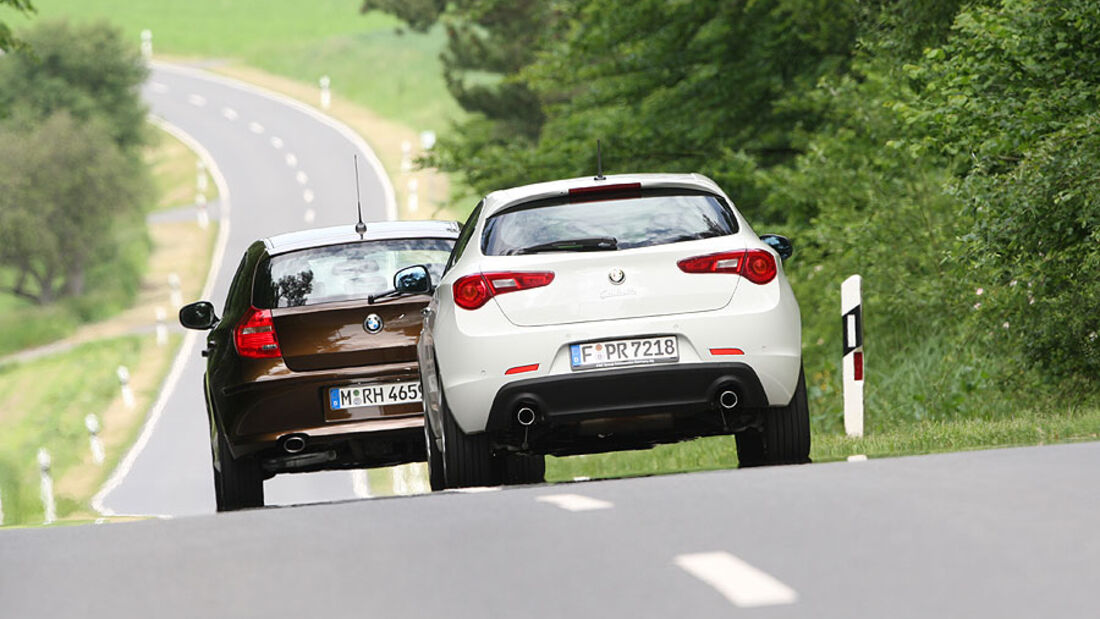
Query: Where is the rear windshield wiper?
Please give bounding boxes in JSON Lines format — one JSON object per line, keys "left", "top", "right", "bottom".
{"left": 511, "top": 237, "right": 618, "bottom": 255}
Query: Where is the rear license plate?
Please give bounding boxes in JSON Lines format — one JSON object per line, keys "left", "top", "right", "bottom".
{"left": 328, "top": 381, "right": 422, "bottom": 410}
{"left": 570, "top": 336, "right": 678, "bottom": 370}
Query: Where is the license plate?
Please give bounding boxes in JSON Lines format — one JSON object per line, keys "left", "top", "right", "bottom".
{"left": 570, "top": 336, "right": 678, "bottom": 370}
{"left": 328, "top": 381, "right": 422, "bottom": 410}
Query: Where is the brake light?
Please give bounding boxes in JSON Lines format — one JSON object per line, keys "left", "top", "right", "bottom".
{"left": 235, "top": 306, "right": 281, "bottom": 358}
{"left": 567, "top": 182, "right": 642, "bottom": 203}
{"left": 677, "top": 249, "right": 777, "bottom": 284}
{"left": 453, "top": 272, "right": 555, "bottom": 310}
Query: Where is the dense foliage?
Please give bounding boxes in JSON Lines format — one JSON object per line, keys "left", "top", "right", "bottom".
{"left": 367, "top": 0, "right": 1100, "bottom": 422}
{"left": 0, "top": 20, "right": 151, "bottom": 305}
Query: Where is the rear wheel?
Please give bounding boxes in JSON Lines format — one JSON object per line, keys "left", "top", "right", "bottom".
{"left": 213, "top": 430, "right": 264, "bottom": 512}
{"left": 440, "top": 393, "right": 500, "bottom": 488}
{"left": 736, "top": 367, "right": 811, "bottom": 467}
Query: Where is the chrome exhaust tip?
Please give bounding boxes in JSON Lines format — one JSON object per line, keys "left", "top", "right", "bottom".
{"left": 718, "top": 390, "right": 739, "bottom": 411}
{"left": 516, "top": 406, "right": 537, "bottom": 427}
{"left": 281, "top": 434, "right": 307, "bottom": 454}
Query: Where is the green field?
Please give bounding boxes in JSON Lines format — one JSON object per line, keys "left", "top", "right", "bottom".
{"left": 18, "top": 0, "right": 462, "bottom": 131}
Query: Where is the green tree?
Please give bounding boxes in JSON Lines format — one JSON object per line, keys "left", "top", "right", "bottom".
{"left": 0, "top": 19, "right": 148, "bottom": 152}
{"left": 0, "top": 111, "right": 148, "bottom": 303}
{"left": 0, "top": 0, "right": 34, "bottom": 52}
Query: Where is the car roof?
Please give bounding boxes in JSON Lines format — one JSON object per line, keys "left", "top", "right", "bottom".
{"left": 480, "top": 173, "right": 728, "bottom": 217}
{"left": 262, "top": 220, "right": 461, "bottom": 256}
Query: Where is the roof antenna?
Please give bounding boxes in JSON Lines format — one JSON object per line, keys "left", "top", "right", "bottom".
{"left": 594, "top": 139, "right": 606, "bottom": 181}
{"left": 353, "top": 155, "right": 367, "bottom": 238}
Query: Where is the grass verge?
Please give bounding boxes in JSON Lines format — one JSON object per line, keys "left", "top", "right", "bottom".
{"left": 146, "top": 125, "right": 218, "bottom": 211}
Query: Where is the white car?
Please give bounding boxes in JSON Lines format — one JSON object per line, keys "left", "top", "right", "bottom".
{"left": 417, "top": 173, "right": 808, "bottom": 489}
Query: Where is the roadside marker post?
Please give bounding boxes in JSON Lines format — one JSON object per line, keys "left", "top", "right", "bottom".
{"left": 117, "top": 365, "right": 135, "bottom": 410}
{"left": 155, "top": 306, "right": 168, "bottom": 347}
{"left": 196, "top": 192, "right": 209, "bottom": 229}
{"left": 400, "top": 141, "right": 412, "bottom": 172}
{"left": 0, "top": 487, "right": 5, "bottom": 525}
{"left": 140, "top": 29, "right": 153, "bottom": 61}
{"left": 842, "top": 275, "right": 865, "bottom": 437}
{"left": 319, "top": 75, "right": 331, "bottom": 110}
{"left": 196, "top": 160, "right": 208, "bottom": 193}
{"left": 407, "top": 178, "right": 419, "bottom": 213}
{"left": 85, "top": 414, "right": 105, "bottom": 465}
{"left": 168, "top": 273, "right": 183, "bottom": 309}
{"left": 37, "top": 449, "right": 56, "bottom": 525}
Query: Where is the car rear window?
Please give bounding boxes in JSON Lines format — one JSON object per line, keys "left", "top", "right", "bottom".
{"left": 252, "top": 238, "right": 454, "bottom": 308}
{"left": 481, "top": 191, "right": 738, "bottom": 256}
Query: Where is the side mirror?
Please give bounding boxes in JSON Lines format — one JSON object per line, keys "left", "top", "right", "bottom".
{"left": 394, "top": 265, "right": 431, "bottom": 295}
{"left": 760, "top": 234, "right": 794, "bottom": 261}
{"left": 179, "top": 301, "right": 218, "bottom": 330}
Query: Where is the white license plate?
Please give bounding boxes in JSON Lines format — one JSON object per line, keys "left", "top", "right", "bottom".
{"left": 570, "top": 336, "right": 679, "bottom": 370}
{"left": 328, "top": 381, "right": 422, "bottom": 410}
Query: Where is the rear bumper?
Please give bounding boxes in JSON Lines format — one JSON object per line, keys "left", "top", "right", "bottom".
{"left": 484, "top": 363, "right": 769, "bottom": 456}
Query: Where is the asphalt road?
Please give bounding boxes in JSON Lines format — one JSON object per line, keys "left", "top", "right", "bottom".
{"left": 4, "top": 442, "right": 1098, "bottom": 618}
{"left": 98, "top": 62, "right": 393, "bottom": 517}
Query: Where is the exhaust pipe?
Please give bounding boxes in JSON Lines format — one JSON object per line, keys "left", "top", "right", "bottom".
{"left": 281, "top": 434, "right": 307, "bottom": 454}
{"left": 516, "top": 406, "right": 537, "bottom": 427}
{"left": 718, "top": 390, "right": 739, "bottom": 411}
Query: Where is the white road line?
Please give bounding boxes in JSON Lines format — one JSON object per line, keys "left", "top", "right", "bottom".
{"left": 536, "top": 494, "right": 613, "bottom": 512}
{"left": 221, "top": 107, "right": 238, "bottom": 120}
{"left": 302, "top": 188, "right": 314, "bottom": 203}
{"left": 187, "top": 94, "right": 207, "bottom": 107}
{"left": 270, "top": 136, "right": 284, "bottom": 149}
{"left": 350, "top": 470, "right": 370, "bottom": 498}
{"left": 675, "top": 552, "right": 798, "bottom": 608}
{"left": 285, "top": 153, "right": 298, "bottom": 167}
{"left": 295, "top": 170, "right": 309, "bottom": 185}
{"left": 848, "top": 454, "right": 868, "bottom": 462}
{"left": 303, "top": 208, "right": 316, "bottom": 223}
{"left": 151, "top": 61, "right": 396, "bottom": 221}
{"left": 450, "top": 486, "right": 501, "bottom": 494}
{"left": 92, "top": 116, "right": 232, "bottom": 518}
{"left": 248, "top": 121, "right": 264, "bottom": 134}
{"left": 150, "top": 82, "right": 168, "bottom": 93}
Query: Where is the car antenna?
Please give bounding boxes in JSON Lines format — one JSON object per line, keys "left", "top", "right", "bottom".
{"left": 353, "top": 155, "right": 367, "bottom": 238}
{"left": 594, "top": 139, "right": 606, "bottom": 181}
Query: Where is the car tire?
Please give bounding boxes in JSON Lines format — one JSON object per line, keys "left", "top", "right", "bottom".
{"left": 424, "top": 405, "right": 446, "bottom": 492}
{"left": 213, "top": 430, "right": 264, "bottom": 512}
{"left": 501, "top": 454, "right": 545, "bottom": 485}
{"left": 440, "top": 392, "right": 500, "bottom": 489}
{"left": 735, "top": 366, "right": 811, "bottom": 467}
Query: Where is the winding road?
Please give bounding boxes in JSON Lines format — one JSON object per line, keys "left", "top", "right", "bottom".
{"left": 2, "top": 62, "right": 1098, "bottom": 619}
{"left": 97, "top": 62, "right": 394, "bottom": 517}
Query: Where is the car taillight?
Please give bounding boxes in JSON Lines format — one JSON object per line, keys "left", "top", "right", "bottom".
{"left": 235, "top": 306, "right": 281, "bottom": 358}
{"left": 453, "top": 271, "right": 555, "bottom": 310}
{"left": 567, "top": 182, "right": 642, "bottom": 203}
{"left": 677, "top": 249, "right": 777, "bottom": 284}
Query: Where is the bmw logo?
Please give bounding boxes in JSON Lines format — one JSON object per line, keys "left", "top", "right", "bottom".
{"left": 363, "top": 314, "right": 384, "bottom": 334}
{"left": 608, "top": 268, "right": 625, "bottom": 285}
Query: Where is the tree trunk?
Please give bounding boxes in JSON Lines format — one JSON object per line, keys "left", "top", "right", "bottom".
{"left": 65, "top": 265, "right": 85, "bottom": 297}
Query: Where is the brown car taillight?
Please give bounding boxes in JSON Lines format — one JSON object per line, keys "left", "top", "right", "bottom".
{"left": 677, "top": 249, "right": 777, "bottom": 284}
{"left": 453, "top": 272, "right": 555, "bottom": 310}
{"left": 235, "top": 306, "right": 282, "bottom": 358}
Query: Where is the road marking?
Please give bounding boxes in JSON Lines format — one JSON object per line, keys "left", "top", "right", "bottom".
{"left": 450, "top": 486, "right": 501, "bottom": 494}
{"left": 151, "top": 61, "right": 396, "bottom": 221}
{"left": 848, "top": 454, "right": 868, "bottom": 462}
{"left": 675, "top": 551, "right": 798, "bottom": 608}
{"left": 93, "top": 116, "right": 232, "bottom": 518}
{"left": 221, "top": 107, "right": 238, "bottom": 120}
{"left": 150, "top": 82, "right": 168, "bottom": 93}
{"left": 303, "top": 208, "right": 316, "bottom": 223}
{"left": 302, "top": 188, "right": 314, "bottom": 203}
{"left": 536, "top": 493, "right": 613, "bottom": 512}
{"left": 187, "top": 94, "right": 207, "bottom": 107}
{"left": 572, "top": 476, "right": 591, "bottom": 482}
{"left": 296, "top": 170, "right": 309, "bottom": 185}
{"left": 248, "top": 121, "right": 264, "bottom": 134}
{"left": 270, "top": 136, "right": 284, "bottom": 149}
{"left": 350, "top": 470, "right": 370, "bottom": 498}
{"left": 285, "top": 153, "right": 298, "bottom": 167}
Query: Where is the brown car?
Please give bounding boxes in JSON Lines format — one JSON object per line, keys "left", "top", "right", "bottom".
{"left": 179, "top": 221, "right": 459, "bottom": 511}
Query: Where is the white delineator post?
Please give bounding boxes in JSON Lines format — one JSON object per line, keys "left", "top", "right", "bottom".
{"left": 400, "top": 140, "right": 412, "bottom": 172}
{"left": 319, "top": 75, "right": 331, "bottom": 110}
{"left": 140, "top": 29, "right": 153, "bottom": 60}
{"left": 407, "top": 178, "right": 419, "bottom": 213}
{"left": 37, "top": 448, "right": 56, "bottom": 525}
{"left": 0, "top": 486, "right": 5, "bottom": 526}
{"left": 155, "top": 306, "right": 168, "bottom": 347}
{"left": 85, "top": 414, "right": 105, "bottom": 465}
{"left": 168, "top": 273, "right": 183, "bottom": 309}
{"left": 842, "top": 275, "right": 865, "bottom": 437}
{"left": 117, "top": 365, "right": 135, "bottom": 409}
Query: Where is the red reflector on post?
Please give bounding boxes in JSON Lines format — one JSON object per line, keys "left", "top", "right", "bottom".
{"left": 709, "top": 348, "right": 745, "bottom": 356}
{"left": 853, "top": 351, "right": 864, "bottom": 381}
{"left": 505, "top": 363, "right": 539, "bottom": 375}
